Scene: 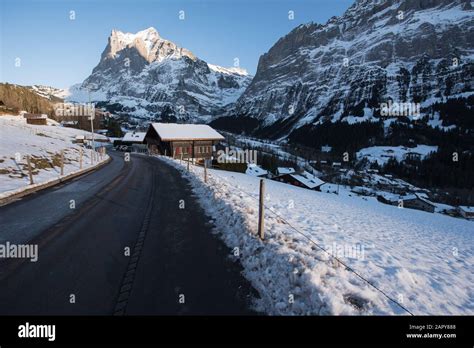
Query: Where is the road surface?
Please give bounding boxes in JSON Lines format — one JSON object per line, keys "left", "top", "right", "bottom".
{"left": 0, "top": 151, "right": 257, "bottom": 315}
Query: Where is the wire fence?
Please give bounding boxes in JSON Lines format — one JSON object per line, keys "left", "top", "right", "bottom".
{"left": 176, "top": 156, "right": 414, "bottom": 316}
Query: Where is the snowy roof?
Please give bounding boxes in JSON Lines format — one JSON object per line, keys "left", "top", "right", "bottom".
{"left": 23, "top": 113, "right": 47, "bottom": 119}
{"left": 122, "top": 131, "right": 146, "bottom": 143}
{"left": 377, "top": 192, "right": 400, "bottom": 202}
{"left": 150, "top": 123, "right": 224, "bottom": 141}
{"left": 402, "top": 194, "right": 436, "bottom": 206}
{"left": 277, "top": 167, "right": 295, "bottom": 175}
{"left": 245, "top": 164, "right": 268, "bottom": 177}
{"left": 458, "top": 206, "right": 474, "bottom": 213}
{"left": 290, "top": 171, "right": 325, "bottom": 189}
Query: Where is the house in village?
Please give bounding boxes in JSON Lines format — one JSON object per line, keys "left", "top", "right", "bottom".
{"left": 377, "top": 192, "right": 436, "bottom": 213}
{"left": 23, "top": 113, "right": 48, "bottom": 125}
{"left": 122, "top": 131, "right": 146, "bottom": 145}
{"left": 245, "top": 163, "right": 268, "bottom": 177}
{"left": 402, "top": 194, "right": 436, "bottom": 213}
{"left": 273, "top": 169, "right": 325, "bottom": 191}
{"left": 144, "top": 123, "right": 224, "bottom": 159}
{"left": 457, "top": 206, "right": 474, "bottom": 219}
{"left": 119, "top": 131, "right": 147, "bottom": 152}
{"left": 276, "top": 167, "right": 296, "bottom": 176}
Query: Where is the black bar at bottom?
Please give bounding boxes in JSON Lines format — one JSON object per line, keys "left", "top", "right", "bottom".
{"left": 0, "top": 316, "right": 472, "bottom": 345}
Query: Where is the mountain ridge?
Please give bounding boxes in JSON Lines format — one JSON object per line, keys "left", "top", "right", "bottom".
{"left": 67, "top": 27, "right": 252, "bottom": 123}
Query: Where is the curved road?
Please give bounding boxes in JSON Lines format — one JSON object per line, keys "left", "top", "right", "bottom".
{"left": 0, "top": 151, "right": 257, "bottom": 315}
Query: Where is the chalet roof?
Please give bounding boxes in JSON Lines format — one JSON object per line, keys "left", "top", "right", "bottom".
{"left": 402, "top": 194, "right": 436, "bottom": 206}
{"left": 246, "top": 164, "right": 268, "bottom": 177}
{"left": 458, "top": 206, "right": 474, "bottom": 213}
{"left": 277, "top": 167, "right": 295, "bottom": 175}
{"left": 23, "top": 113, "right": 47, "bottom": 119}
{"left": 122, "top": 131, "right": 146, "bottom": 143}
{"left": 150, "top": 123, "right": 224, "bottom": 141}
{"left": 290, "top": 171, "right": 325, "bottom": 189}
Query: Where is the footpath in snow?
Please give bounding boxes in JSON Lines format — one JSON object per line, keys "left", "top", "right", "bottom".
{"left": 159, "top": 156, "right": 473, "bottom": 315}
{"left": 0, "top": 115, "right": 109, "bottom": 199}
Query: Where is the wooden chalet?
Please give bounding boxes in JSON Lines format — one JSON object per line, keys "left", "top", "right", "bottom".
{"left": 273, "top": 169, "right": 325, "bottom": 191}
{"left": 144, "top": 123, "right": 224, "bottom": 159}
{"left": 23, "top": 113, "right": 47, "bottom": 125}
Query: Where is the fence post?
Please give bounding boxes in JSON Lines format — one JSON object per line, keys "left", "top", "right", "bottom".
{"left": 187, "top": 157, "right": 190, "bottom": 171}
{"left": 258, "top": 179, "right": 265, "bottom": 240}
{"left": 26, "top": 155, "right": 34, "bottom": 185}
{"left": 79, "top": 148, "right": 83, "bottom": 169}
{"left": 60, "top": 150, "right": 64, "bottom": 176}
{"left": 204, "top": 160, "right": 207, "bottom": 183}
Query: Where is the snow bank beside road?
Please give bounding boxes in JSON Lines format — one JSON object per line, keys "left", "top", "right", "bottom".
{"left": 160, "top": 156, "right": 473, "bottom": 315}
{"left": 0, "top": 115, "right": 109, "bottom": 196}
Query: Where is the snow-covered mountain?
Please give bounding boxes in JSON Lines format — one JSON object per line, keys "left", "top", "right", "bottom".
{"left": 67, "top": 27, "right": 252, "bottom": 122}
{"left": 26, "top": 85, "right": 68, "bottom": 102}
{"left": 214, "top": 0, "right": 473, "bottom": 138}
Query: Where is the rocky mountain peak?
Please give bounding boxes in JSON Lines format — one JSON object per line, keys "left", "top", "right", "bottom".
{"left": 68, "top": 27, "right": 252, "bottom": 122}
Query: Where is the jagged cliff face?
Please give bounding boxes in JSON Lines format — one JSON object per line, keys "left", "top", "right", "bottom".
{"left": 68, "top": 28, "right": 251, "bottom": 122}
{"left": 228, "top": 0, "right": 473, "bottom": 137}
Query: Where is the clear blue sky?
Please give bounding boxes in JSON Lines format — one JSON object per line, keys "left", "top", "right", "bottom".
{"left": 1, "top": 0, "right": 354, "bottom": 89}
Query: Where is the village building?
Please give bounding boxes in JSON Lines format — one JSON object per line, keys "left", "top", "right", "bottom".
{"left": 321, "top": 145, "right": 332, "bottom": 153}
{"left": 276, "top": 167, "right": 295, "bottom": 176}
{"left": 457, "top": 206, "right": 474, "bottom": 219}
{"left": 403, "top": 152, "right": 423, "bottom": 161}
{"left": 23, "top": 113, "right": 48, "bottom": 125}
{"left": 245, "top": 163, "right": 268, "bottom": 177}
{"left": 402, "top": 194, "right": 436, "bottom": 213}
{"left": 122, "top": 131, "right": 146, "bottom": 145}
{"left": 273, "top": 170, "right": 325, "bottom": 191}
{"left": 144, "top": 123, "right": 224, "bottom": 159}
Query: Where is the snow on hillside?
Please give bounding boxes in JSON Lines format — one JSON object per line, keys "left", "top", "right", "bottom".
{"left": 0, "top": 115, "right": 109, "bottom": 196}
{"left": 357, "top": 145, "right": 438, "bottom": 165}
{"left": 161, "top": 156, "right": 473, "bottom": 315}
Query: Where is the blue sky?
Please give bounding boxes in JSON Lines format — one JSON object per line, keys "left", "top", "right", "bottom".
{"left": 1, "top": 0, "right": 354, "bottom": 89}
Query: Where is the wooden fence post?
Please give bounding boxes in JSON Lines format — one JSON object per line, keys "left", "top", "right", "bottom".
{"left": 187, "top": 157, "right": 190, "bottom": 171}
{"left": 258, "top": 179, "right": 265, "bottom": 240}
{"left": 26, "top": 155, "right": 34, "bottom": 185}
{"left": 204, "top": 160, "right": 207, "bottom": 183}
{"left": 79, "top": 148, "right": 83, "bottom": 169}
{"left": 60, "top": 150, "right": 64, "bottom": 176}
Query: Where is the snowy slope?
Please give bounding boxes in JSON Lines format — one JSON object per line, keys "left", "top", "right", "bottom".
{"left": 0, "top": 115, "right": 108, "bottom": 196}
{"left": 161, "top": 156, "right": 473, "bottom": 315}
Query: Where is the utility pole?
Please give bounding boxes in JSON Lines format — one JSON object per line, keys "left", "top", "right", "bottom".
{"left": 88, "top": 87, "right": 95, "bottom": 164}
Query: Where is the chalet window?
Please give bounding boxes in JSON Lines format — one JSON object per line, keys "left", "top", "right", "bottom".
{"left": 183, "top": 147, "right": 188, "bottom": 154}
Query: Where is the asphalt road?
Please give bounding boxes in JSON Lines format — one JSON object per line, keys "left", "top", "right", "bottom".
{"left": 0, "top": 151, "right": 257, "bottom": 315}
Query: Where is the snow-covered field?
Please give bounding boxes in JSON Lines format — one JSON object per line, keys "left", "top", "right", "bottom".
{"left": 161, "top": 156, "right": 473, "bottom": 315}
{"left": 0, "top": 115, "right": 109, "bottom": 197}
